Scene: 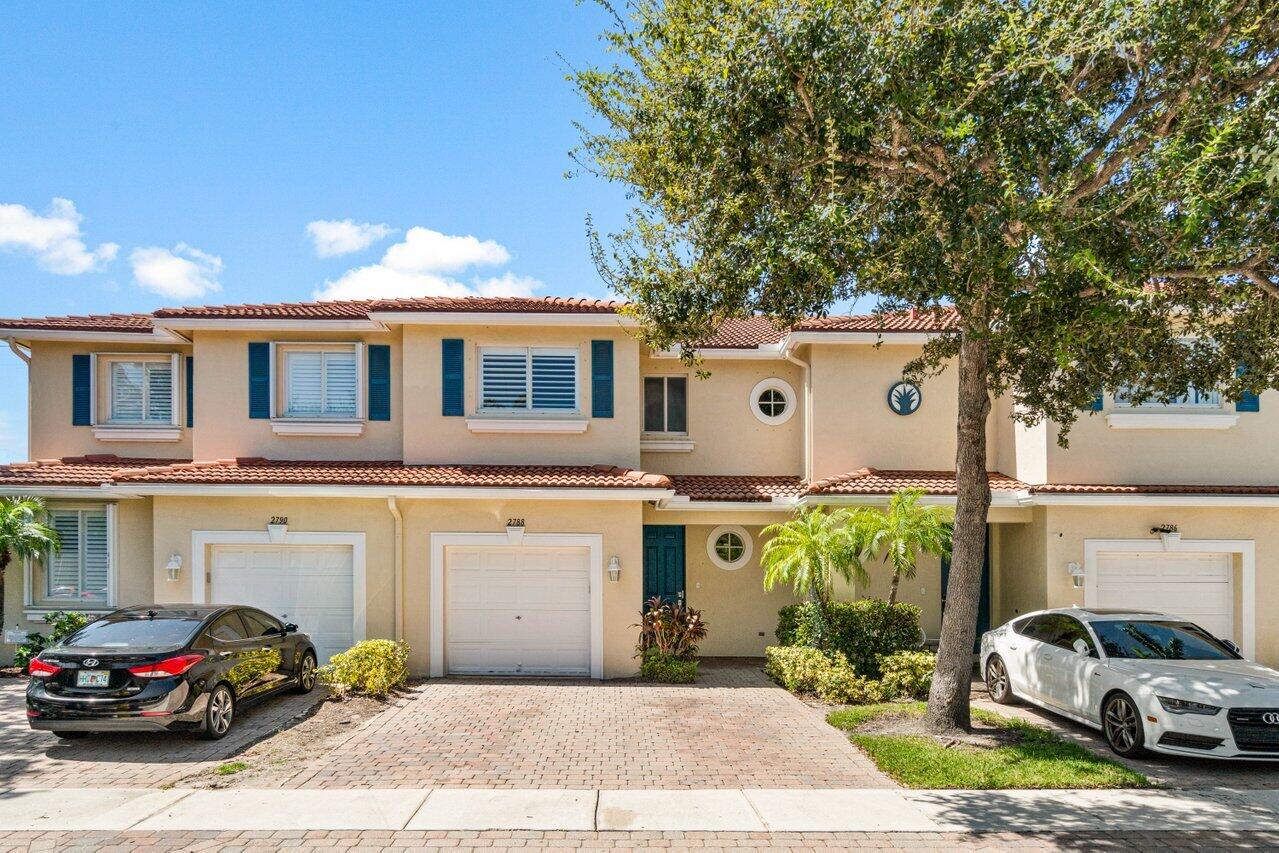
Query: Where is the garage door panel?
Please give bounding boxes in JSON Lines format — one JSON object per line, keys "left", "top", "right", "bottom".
{"left": 1094, "top": 551, "right": 1233, "bottom": 641}
{"left": 445, "top": 545, "right": 591, "bottom": 676}
{"left": 211, "top": 544, "right": 354, "bottom": 664}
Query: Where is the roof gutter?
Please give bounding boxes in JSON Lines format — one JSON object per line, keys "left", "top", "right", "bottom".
{"left": 98, "top": 483, "right": 676, "bottom": 501}
{"left": 5, "top": 338, "right": 30, "bottom": 365}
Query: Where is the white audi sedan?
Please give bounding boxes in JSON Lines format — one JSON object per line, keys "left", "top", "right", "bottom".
{"left": 981, "top": 607, "right": 1279, "bottom": 759}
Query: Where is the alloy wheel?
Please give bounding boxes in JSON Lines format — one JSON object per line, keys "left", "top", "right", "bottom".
{"left": 986, "top": 657, "right": 1009, "bottom": 702}
{"left": 300, "top": 654, "right": 317, "bottom": 690}
{"left": 1104, "top": 695, "right": 1140, "bottom": 753}
{"left": 209, "top": 688, "right": 234, "bottom": 736}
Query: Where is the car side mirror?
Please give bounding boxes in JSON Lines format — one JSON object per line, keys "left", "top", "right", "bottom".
{"left": 1222, "top": 639, "right": 1240, "bottom": 654}
{"left": 1072, "top": 638, "right": 1091, "bottom": 656}
{"left": 284, "top": 623, "right": 298, "bottom": 634}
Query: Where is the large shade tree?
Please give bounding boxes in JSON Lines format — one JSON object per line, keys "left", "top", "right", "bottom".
{"left": 575, "top": 0, "right": 1279, "bottom": 730}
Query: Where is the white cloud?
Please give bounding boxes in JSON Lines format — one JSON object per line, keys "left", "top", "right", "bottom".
{"left": 305, "top": 219, "right": 397, "bottom": 258}
{"left": 313, "top": 226, "right": 538, "bottom": 301}
{"left": 130, "top": 243, "right": 223, "bottom": 300}
{"left": 0, "top": 198, "right": 118, "bottom": 274}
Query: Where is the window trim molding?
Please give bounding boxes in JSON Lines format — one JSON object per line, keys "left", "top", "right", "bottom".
{"left": 465, "top": 417, "right": 589, "bottom": 434}
{"left": 476, "top": 345, "right": 581, "bottom": 415}
{"left": 1105, "top": 412, "right": 1239, "bottom": 430}
{"left": 643, "top": 374, "right": 689, "bottom": 435}
{"left": 24, "top": 502, "right": 116, "bottom": 610}
{"left": 94, "top": 352, "right": 181, "bottom": 428}
{"left": 640, "top": 437, "right": 696, "bottom": 452}
{"left": 750, "top": 377, "right": 796, "bottom": 426}
{"left": 707, "top": 524, "right": 752, "bottom": 571}
{"left": 275, "top": 341, "right": 365, "bottom": 421}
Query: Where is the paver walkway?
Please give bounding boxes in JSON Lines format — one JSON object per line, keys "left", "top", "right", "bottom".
{"left": 0, "top": 681, "right": 325, "bottom": 788}
{"left": 285, "top": 660, "right": 888, "bottom": 789}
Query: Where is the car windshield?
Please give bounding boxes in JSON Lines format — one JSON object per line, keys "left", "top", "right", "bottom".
{"left": 62, "top": 616, "right": 203, "bottom": 649}
{"left": 1091, "top": 620, "right": 1240, "bottom": 661}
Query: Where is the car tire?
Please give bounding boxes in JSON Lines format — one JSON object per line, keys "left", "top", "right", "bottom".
{"left": 984, "top": 655, "right": 1017, "bottom": 705}
{"left": 54, "top": 731, "right": 89, "bottom": 740}
{"left": 201, "top": 684, "right": 235, "bottom": 741}
{"left": 293, "top": 651, "right": 318, "bottom": 694}
{"left": 1102, "top": 692, "right": 1148, "bottom": 758}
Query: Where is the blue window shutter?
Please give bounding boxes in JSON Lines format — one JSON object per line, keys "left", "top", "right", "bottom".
{"left": 71, "top": 354, "right": 91, "bottom": 426}
{"left": 442, "top": 338, "right": 464, "bottom": 416}
{"left": 248, "top": 342, "right": 271, "bottom": 419}
{"left": 185, "top": 355, "right": 195, "bottom": 427}
{"left": 1237, "top": 365, "right": 1260, "bottom": 413}
{"left": 591, "top": 340, "right": 614, "bottom": 418}
{"left": 367, "top": 344, "right": 391, "bottom": 421}
{"left": 1087, "top": 390, "right": 1103, "bottom": 412}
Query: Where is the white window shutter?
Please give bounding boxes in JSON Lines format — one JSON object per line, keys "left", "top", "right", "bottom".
{"left": 287, "top": 351, "right": 324, "bottom": 415}
{"left": 324, "top": 350, "right": 358, "bottom": 417}
{"left": 47, "top": 511, "right": 81, "bottom": 597}
{"left": 531, "top": 350, "right": 577, "bottom": 410}
{"left": 145, "top": 361, "right": 173, "bottom": 423}
{"left": 111, "top": 362, "right": 145, "bottom": 422}
{"left": 481, "top": 350, "right": 529, "bottom": 410}
{"left": 82, "top": 510, "right": 110, "bottom": 601}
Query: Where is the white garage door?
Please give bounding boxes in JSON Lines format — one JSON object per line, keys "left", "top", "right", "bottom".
{"left": 445, "top": 545, "right": 590, "bottom": 676}
{"left": 1093, "top": 551, "right": 1234, "bottom": 640}
{"left": 211, "top": 545, "right": 354, "bottom": 664}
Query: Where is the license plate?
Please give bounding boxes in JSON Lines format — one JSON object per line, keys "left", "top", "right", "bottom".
{"left": 76, "top": 670, "right": 110, "bottom": 688}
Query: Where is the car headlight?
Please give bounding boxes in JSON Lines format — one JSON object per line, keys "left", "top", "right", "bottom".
{"left": 1157, "top": 695, "right": 1222, "bottom": 716}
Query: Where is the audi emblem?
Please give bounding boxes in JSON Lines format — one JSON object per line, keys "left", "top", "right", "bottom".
{"left": 1262, "top": 712, "right": 1279, "bottom": 726}
{"left": 82, "top": 658, "right": 99, "bottom": 668}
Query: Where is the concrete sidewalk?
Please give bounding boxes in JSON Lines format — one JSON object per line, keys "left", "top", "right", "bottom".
{"left": 1, "top": 786, "right": 1278, "bottom": 833}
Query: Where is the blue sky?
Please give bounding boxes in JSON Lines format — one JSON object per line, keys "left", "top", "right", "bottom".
{"left": 0, "top": 2, "right": 638, "bottom": 461}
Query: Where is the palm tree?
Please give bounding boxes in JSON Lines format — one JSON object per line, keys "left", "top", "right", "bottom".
{"left": 761, "top": 507, "right": 867, "bottom": 646}
{"left": 847, "top": 489, "right": 953, "bottom": 605}
{"left": 0, "top": 496, "right": 59, "bottom": 573}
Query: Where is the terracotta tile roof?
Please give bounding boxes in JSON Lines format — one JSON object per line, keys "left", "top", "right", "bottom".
{"left": 796, "top": 307, "right": 960, "bottom": 334}
{"left": 696, "top": 317, "right": 790, "bottom": 349}
{"left": 109, "top": 458, "right": 673, "bottom": 489}
{"left": 0, "top": 456, "right": 186, "bottom": 487}
{"left": 1031, "top": 482, "right": 1279, "bottom": 496}
{"left": 0, "top": 313, "right": 155, "bottom": 334}
{"left": 152, "top": 300, "right": 376, "bottom": 320}
{"left": 151, "top": 295, "right": 621, "bottom": 320}
{"left": 808, "top": 468, "right": 1025, "bottom": 496}
{"left": 668, "top": 475, "right": 805, "bottom": 502}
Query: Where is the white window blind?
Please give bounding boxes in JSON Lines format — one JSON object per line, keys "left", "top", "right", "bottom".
{"left": 1114, "top": 385, "right": 1222, "bottom": 409}
{"left": 285, "top": 349, "right": 358, "bottom": 417}
{"left": 480, "top": 348, "right": 578, "bottom": 412}
{"left": 109, "top": 360, "right": 173, "bottom": 424}
{"left": 46, "top": 508, "right": 110, "bottom": 603}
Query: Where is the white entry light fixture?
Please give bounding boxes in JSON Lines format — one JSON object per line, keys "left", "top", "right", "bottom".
{"left": 608, "top": 555, "right": 622, "bottom": 583}
{"left": 166, "top": 553, "right": 183, "bottom": 582}
{"left": 1066, "top": 561, "right": 1084, "bottom": 589}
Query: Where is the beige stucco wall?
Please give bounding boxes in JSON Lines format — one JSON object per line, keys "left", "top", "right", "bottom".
{"left": 1, "top": 497, "right": 154, "bottom": 663}
{"left": 1043, "top": 397, "right": 1279, "bottom": 485}
{"left": 638, "top": 353, "right": 804, "bottom": 476}
{"left": 189, "top": 330, "right": 404, "bottom": 461}
{"left": 26, "top": 341, "right": 193, "bottom": 461}
{"left": 401, "top": 325, "right": 641, "bottom": 468}
{"left": 991, "top": 510, "right": 1048, "bottom": 625}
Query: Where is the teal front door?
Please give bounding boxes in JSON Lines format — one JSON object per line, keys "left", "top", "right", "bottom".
{"left": 940, "top": 525, "right": 992, "bottom": 652}
{"left": 643, "top": 525, "right": 685, "bottom": 605}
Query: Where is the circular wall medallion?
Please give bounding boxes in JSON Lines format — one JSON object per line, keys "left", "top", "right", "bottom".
{"left": 887, "top": 381, "right": 922, "bottom": 416}
{"left": 707, "top": 524, "right": 753, "bottom": 571}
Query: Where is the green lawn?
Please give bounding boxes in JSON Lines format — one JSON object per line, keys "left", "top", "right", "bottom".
{"left": 827, "top": 702, "right": 1148, "bottom": 789}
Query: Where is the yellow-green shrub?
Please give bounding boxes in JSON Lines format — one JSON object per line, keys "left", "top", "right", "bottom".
{"left": 319, "top": 640, "right": 409, "bottom": 697}
{"left": 814, "top": 664, "right": 886, "bottom": 704}
{"left": 878, "top": 650, "right": 936, "bottom": 699}
{"left": 764, "top": 645, "right": 836, "bottom": 694}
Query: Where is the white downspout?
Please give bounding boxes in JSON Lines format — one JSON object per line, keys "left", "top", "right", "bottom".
{"left": 6, "top": 339, "right": 30, "bottom": 365}
{"left": 387, "top": 497, "right": 404, "bottom": 641}
{"left": 783, "top": 343, "right": 813, "bottom": 484}
{"left": 6, "top": 338, "right": 32, "bottom": 461}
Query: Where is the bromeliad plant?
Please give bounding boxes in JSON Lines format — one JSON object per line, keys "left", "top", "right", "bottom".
{"left": 636, "top": 596, "right": 708, "bottom": 682}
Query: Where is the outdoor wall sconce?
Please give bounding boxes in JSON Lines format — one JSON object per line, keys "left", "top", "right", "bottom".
{"left": 608, "top": 555, "right": 622, "bottom": 583}
{"left": 166, "top": 553, "right": 183, "bottom": 582}
{"left": 1066, "top": 561, "right": 1085, "bottom": 589}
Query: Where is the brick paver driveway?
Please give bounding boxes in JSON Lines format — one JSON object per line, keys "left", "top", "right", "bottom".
{"left": 285, "top": 659, "right": 888, "bottom": 789}
{"left": 0, "top": 680, "right": 325, "bottom": 788}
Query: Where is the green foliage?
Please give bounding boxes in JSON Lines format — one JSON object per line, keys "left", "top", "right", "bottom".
{"left": 762, "top": 507, "right": 867, "bottom": 603}
{"left": 827, "top": 703, "right": 1148, "bottom": 789}
{"left": 215, "top": 761, "right": 248, "bottom": 776}
{"left": 878, "top": 651, "right": 937, "bottom": 700}
{"left": 776, "top": 599, "right": 922, "bottom": 678}
{"left": 0, "top": 496, "right": 59, "bottom": 570}
{"left": 846, "top": 490, "right": 952, "bottom": 604}
{"left": 635, "top": 596, "right": 707, "bottom": 659}
{"left": 640, "top": 648, "right": 699, "bottom": 683}
{"left": 318, "top": 640, "right": 409, "bottom": 698}
{"left": 15, "top": 610, "right": 90, "bottom": 669}
{"left": 764, "top": 646, "right": 887, "bottom": 704}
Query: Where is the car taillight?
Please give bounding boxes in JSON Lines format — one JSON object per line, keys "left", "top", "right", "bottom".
{"left": 128, "top": 654, "right": 205, "bottom": 679}
{"left": 28, "top": 658, "right": 61, "bottom": 678}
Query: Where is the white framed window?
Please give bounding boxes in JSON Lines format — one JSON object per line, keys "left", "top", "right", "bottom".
{"left": 1113, "top": 384, "right": 1223, "bottom": 410}
{"left": 644, "top": 376, "right": 688, "bottom": 434}
{"left": 279, "top": 344, "right": 361, "bottom": 419}
{"left": 707, "top": 525, "right": 752, "bottom": 571}
{"left": 479, "top": 347, "right": 579, "bottom": 413}
{"left": 101, "top": 354, "right": 179, "bottom": 426}
{"left": 42, "top": 507, "right": 113, "bottom": 604}
{"left": 750, "top": 377, "right": 796, "bottom": 425}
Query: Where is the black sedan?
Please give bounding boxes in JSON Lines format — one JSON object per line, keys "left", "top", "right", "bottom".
{"left": 26, "top": 604, "right": 318, "bottom": 740}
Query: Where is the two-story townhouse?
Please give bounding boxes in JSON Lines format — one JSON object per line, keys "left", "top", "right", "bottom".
{"left": 1, "top": 295, "right": 1276, "bottom": 677}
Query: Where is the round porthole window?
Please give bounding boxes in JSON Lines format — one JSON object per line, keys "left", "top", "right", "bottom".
{"left": 750, "top": 378, "right": 796, "bottom": 425}
{"left": 707, "top": 525, "right": 752, "bottom": 571}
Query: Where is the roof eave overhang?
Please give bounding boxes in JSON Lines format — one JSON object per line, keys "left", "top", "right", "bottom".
{"left": 1031, "top": 492, "right": 1279, "bottom": 507}
{"left": 368, "top": 311, "right": 634, "bottom": 328}
{"left": 99, "top": 483, "right": 674, "bottom": 500}
{"left": 1, "top": 329, "right": 183, "bottom": 344}
{"left": 0, "top": 486, "right": 144, "bottom": 499}
{"left": 654, "top": 496, "right": 799, "bottom": 511}
{"left": 150, "top": 318, "right": 388, "bottom": 333}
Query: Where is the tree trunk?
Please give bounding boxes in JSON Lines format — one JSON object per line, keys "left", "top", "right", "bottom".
{"left": 925, "top": 332, "right": 992, "bottom": 733}
{"left": 888, "top": 571, "right": 900, "bottom": 605}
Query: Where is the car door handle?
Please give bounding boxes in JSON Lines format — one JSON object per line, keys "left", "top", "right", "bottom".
{"left": 1007, "top": 644, "right": 1018, "bottom": 651}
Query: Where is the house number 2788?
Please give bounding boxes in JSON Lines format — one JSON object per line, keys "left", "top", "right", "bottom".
{"left": 506, "top": 518, "right": 525, "bottom": 527}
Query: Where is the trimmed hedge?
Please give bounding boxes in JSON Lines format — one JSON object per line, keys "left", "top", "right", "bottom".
{"left": 319, "top": 639, "right": 409, "bottom": 697}
{"left": 640, "top": 649, "right": 699, "bottom": 683}
{"left": 878, "top": 650, "right": 937, "bottom": 699}
{"left": 776, "top": 599, "right": 922, "bottom": 677}
{"left": 765, "top": 646, "right": 937, "bottom": 705}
